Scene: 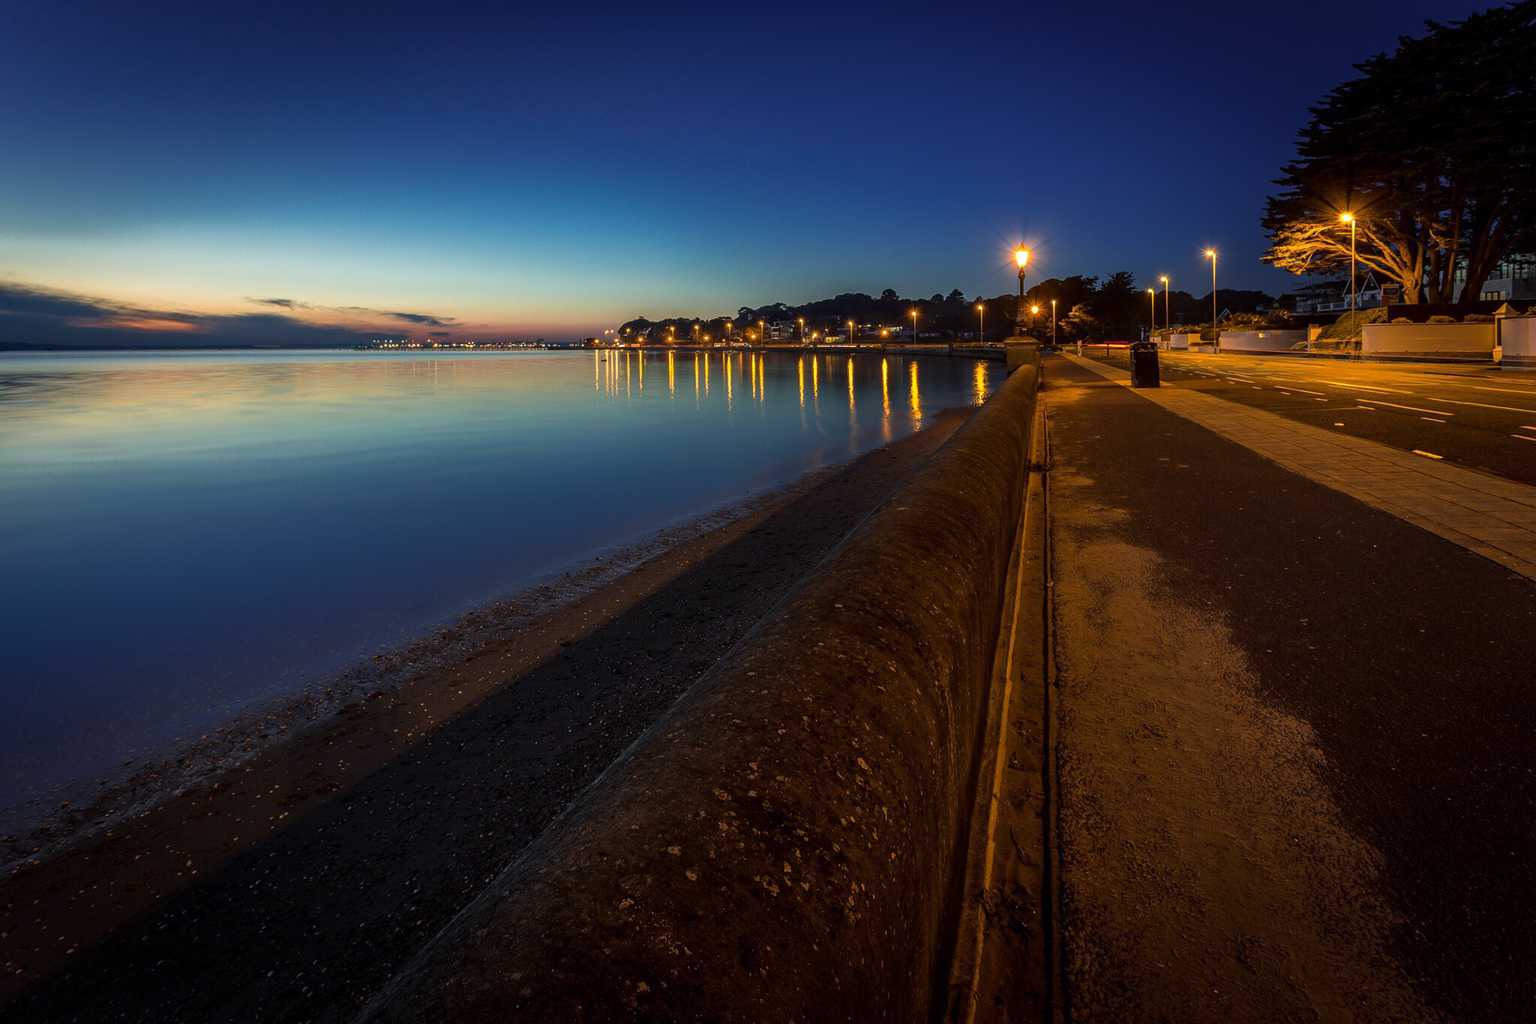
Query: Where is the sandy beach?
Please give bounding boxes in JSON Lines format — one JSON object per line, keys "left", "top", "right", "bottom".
{"left": 0, "top": 407, "right": 971, "bottom": 1021}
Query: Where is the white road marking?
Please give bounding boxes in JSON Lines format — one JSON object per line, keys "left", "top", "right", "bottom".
{"left": 1412, "top": 450, "right": 1444, "bottom": 460}
{"left": 1358, "top": 399, "right": 1455, "bottom": 416}
{"left": 1521, "top": 425, "right": 1536, "bottom": 432}
{"left": 1285, "top": 387, "right": 1327, "bottom": 396}
{"left": 1333, "top": 422, "right": 1345, "bottom": 427}
{"left": 1420, "top": 417, "right": 1446, "bottom": 424}
{"left": 1421, "top": 396, "right": 1536, "bottom": 415}
{"left": 1318, "top": 380, "right": 1412, "bottom": 394}
{"left": 1514, "top": 434, "right": 1536, "bottom": 443}
{"left": 1356, "top": 405, "right": 1377, "bottom": 411}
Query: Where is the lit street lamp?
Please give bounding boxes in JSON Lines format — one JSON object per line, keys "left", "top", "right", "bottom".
{"left": 1147, "top": 287, "right": 1156, "bottom": 339}
{"left": 1014, "top": 247, "right": 1031, "bottom": 335}
{"left": 975, "top": 301, "right": 985, "bottom": 342}
{"left": 1159, "top": 275, "right": 1170, "bottom": 331}
{"left": 1050, "top": 298, "right": 1057, "bottom": 348}
{"left": 848, "top": 319, "right": 856, "bottom": 345}
{"left": 1340, "top": 212, "right": 1357, "bottom": 321}
{"left": 909, "top": 307, "right": 918, "bottom": 344}
{"left": 1204, "top": 248, "right": 1218, "bottom": 348}
{"left": 797, "top": 316, "right": 806, "bottom": 343}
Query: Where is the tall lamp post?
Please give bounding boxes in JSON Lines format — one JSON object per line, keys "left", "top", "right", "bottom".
{"left": 797, "top": 316, "right": 806, "bottom": 343}
{"left": 1159, "top": 275, "right": 1170, "bottom": 331}
{"left": 1014, "top": 247, "right": 1031, "bottom": 335}
{"left": 1050, "top": 298, "right": 1057, "bottom": 347}
{"left": 1340, "top": 212, "right": 1357, "bottom": 320}
{"left": 909, "top": 308, "right": 918, "bottom": 344}
{"left": 848, "top": 319, "right": 856, "bottom": 345}
{"left": 1204, "top": 248, "right": 1218, "bottom": 349}
{"left": 976, "top": 302, "right": 985, "bottom": 342}
{"left": 1147, "top": 288, "right": 1157, "bottom": 340}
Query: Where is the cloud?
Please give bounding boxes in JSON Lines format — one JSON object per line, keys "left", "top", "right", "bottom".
{"left": 339, "top": 306, "right": 458, "bottom": 328}
{"left": 250, "top": 297, "right": 458, "bottom": 328}
{"left": 0, "top": 281, "right": 397, "bottom": 350}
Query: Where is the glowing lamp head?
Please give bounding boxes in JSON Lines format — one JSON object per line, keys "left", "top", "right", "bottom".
{"left": 976, "top": 302, "right": 983, "bottom": 312}
{"left": 1147, "top": 288, "right": 1155, "bottom": 295}
{"left": 1204, "top": 248, "right": 1216, "bottom": 259}
{"left": 1031, "top": 304, "right": 1040, "bottom": 315}
{"left": 1340, "top": 212, "right": 1354, "bottom": 224}
{"left": 1014, "top": 247, "right": 1031, "bottom": 269}
{"left": 1159, "top": 275, "right": 1169, "bottom": 284}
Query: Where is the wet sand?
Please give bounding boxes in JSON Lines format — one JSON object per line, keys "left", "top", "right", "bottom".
{"left": 0, "top": 407, "right": 970, "bottom": 1021}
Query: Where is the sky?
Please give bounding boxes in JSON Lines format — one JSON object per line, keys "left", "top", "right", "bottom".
{"left": 0, "top": 1, "right": 1495, "bottom": 346}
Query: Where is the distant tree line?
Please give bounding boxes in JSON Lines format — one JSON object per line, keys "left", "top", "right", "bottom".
{"left": 1263, "top": 2, "right": 1536, "bottom": 303}
{"left": 619, "top": 276, "right": 1275, "bottom": 344}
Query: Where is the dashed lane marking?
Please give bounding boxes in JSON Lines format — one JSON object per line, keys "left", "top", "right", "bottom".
{"left": 1421, "top": 396, "right": 1536, "bottom": 415}
{"left": 1359, "top": 399, "right": 1456, "bottom": 416}
{"left": 1412, "top": 450, "right": 1445, "bottom": 460}
{"left": 1420, "top": 417, "right": 1447, "bottom": 424}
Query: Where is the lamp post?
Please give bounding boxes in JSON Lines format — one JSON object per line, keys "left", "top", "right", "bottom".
{"left": 909, "top": 308, "right": 918, "bottom": 344}
{"left": 1340, "top": 212, "right": 1357, "bottom": 320}
{"left": 1050, "top": 298, "right": 1057, "bottom": 348}
{"left": 1014, "top": 247, "right": 1031, "bottom": 335}
{"left": 848, "top": 319, "right": 856, "bottom": 345}
{"left": 1147, "top": 287, "right": 1156, "bottom": 340}
{"left": 797, "top": 316, "right": 806, "bottom": 344}
{"left": 1159, "top": 275, "right": 1170, "bottom": 331}
{"left": 976, "top": 302, "right": 985, "bottom": 343}
{"left": 758, "top": 319, "right": 765, "bottom": 347}
{"left": 1204, "top": 248, "right": 1218, "bottom": 350}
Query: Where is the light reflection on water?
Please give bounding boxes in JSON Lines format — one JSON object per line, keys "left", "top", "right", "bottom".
{"left": 0, "top": 348, "right": 998, "bottom": 810}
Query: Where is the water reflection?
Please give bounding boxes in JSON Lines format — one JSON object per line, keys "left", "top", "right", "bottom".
{"left": 0, "top": 349, "right": 998, "bottom": 813}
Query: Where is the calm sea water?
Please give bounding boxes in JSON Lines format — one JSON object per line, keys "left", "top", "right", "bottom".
{"left": 0, "top": 348, "right": 996, "bottom": 812}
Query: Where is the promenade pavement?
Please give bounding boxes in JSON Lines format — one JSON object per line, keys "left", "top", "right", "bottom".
{"left": 1044, "top": 355, "right": 1534, "bottom": 1022}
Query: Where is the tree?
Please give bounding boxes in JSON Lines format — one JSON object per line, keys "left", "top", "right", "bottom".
{"left": 1263, "top": 3, "right": 1536, "bottom": 303}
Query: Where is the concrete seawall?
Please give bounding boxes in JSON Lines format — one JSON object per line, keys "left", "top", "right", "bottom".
{"left": 364, "top": 363, "right": 1042, "bottom": 1021}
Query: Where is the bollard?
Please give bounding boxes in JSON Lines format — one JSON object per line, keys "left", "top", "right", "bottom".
{"left": 1130, "top": 339, "right": 1160, "bottom": 388}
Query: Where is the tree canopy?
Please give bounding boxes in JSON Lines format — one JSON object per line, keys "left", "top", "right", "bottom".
{"left": 1262, "top": 2, "right": 1536, "bottom": 303}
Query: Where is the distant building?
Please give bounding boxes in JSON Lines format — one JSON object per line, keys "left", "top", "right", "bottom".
{"left": 1458, "top": 255, "right": 1536, "bottom": 302}
{"left": 1289, "top": 273, "right": 1384, "bottom": 315}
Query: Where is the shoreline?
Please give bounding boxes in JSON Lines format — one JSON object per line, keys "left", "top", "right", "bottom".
{"left": 0, "top": 407, "right": 975, "bottom": 1015}
{"left": 0, "top": 478, "right": 820, "bottom": 876}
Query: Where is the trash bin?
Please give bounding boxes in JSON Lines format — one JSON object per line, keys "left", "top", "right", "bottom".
{"left": 1130, "top": 340, "right": 1160, "bottom": 388}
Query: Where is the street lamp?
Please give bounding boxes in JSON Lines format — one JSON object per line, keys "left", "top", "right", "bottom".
{"left": 1340, "top": 212, "right": 1357, "bottom": 321}
{"left": 1014, "top": 247, "right": 1031, "bottom": 335}
{"left": 975, "top": 301, "right": 984, "bottom": 342}
{"left": 797, "top": 316, "right": 806, "bottom": 343}
{"left": 1050, "top": 298, "right": 1057, "bottom": 348}
{"left": 758, "top": 319, "right": 765, "bottom": 346}
{"left": 909, "top": 307, "right": 918, "bottom": 344}
{"left": 1159, "top": 275, "right": 1170, "bottom": 331}
{"left": 848, "top": 319, "right": 856, "bottom": 345}
{"left": 1204, "top": 248, "right": 1218, "bottom": 345}
{"left": 1147, "top": 287, "right": 1156, "bottom": 339}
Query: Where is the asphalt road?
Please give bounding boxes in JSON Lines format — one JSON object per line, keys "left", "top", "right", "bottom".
{"left": 1083, "top": 347, "right": 1536, "bottom": 486}
{"left": 1046, "top": 355, "right": 1536, "bottom": 1022}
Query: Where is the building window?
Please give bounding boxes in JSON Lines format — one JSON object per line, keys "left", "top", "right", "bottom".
{"left": 1482, "top": 290, "right": 1507, "bottom": 301}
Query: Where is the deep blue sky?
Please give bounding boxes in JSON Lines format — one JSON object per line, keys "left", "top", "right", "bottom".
{"left": 0, "top": 1, "right": 1493, "bottom": 343}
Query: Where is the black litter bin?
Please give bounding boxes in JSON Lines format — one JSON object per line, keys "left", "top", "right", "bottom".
{"left": 1130, "top": 340, "right": 1160, "bottom": 388}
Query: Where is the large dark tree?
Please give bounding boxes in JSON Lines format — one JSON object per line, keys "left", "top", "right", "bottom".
{"left": 1263, "top": 2, "right": 1536, "bottom": 303}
